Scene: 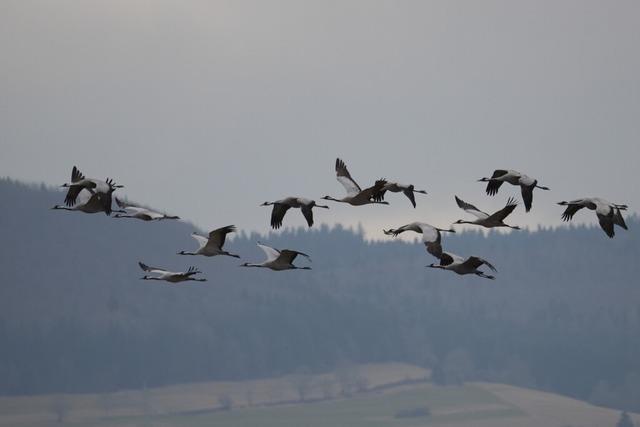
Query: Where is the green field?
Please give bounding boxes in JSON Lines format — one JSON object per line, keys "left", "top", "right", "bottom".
{"left": 2, "top": 363, "right": 639, "bottom": 427}
{"left": 92, "top": 384, "right": 522, "bottom": 427}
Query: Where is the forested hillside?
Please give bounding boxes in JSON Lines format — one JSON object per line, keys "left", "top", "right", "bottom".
{"left": 1, "top": 178, "right": 639, "bottom": 412}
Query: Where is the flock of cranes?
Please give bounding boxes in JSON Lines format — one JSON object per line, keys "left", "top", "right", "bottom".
{"left": 53, "top": 160, "right": 630, "bottom": 282}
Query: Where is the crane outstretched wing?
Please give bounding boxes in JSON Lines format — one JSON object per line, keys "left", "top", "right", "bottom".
{"left": 64, "top": 166, "right": 90, "bottom": 206}
{"left": 184, "top": 266, "right": 202, "bottom": 276}
{"left": 485, "top": 169, "right": 508, "bottom": 196}
{"left": 521, "top": 186, "right": 534, "bottom": 212}
{"left": 115, "top": 197, "right": 138, "bottom": 209}
{"left": 597, "top": 214, "right": 615, "bottom": 238}
{"left": 207, "top": 225, "right": 236, "bottom": 249}
{"left": 613, "top": 208, "right": 628, "bottom": 230}
{"left": 138, "top": 262, "right": 167, "bottom": 273}
{"left": 560, "top": 202, "right": 585, "bottom": 221}
{"left": 190, "top": 233, "right": 209, "bottom": 248}
{"left": 270, "top": 204, "right": 291, "bottom": 229}
{"left": 277, "top": 249, "right": 311, "bottom": 265}
{"left": 425, "top": 241, "right": 443, "bottom": 260}
{"left": 257, "top": 243, "right": 281, "bottom": 262}
{"left": 402, "top": 186, "right": 417, "bottom": 208}
{"left": 455, "top": 196, "right": 489, "bottom": 219}
{"left": 364, "top": 179, "right": 388, "bottom": 202}
{"left": 487, "top": 197, "right": 518, "bottom": 222}
{"left": 462, "top": 256, "right": 497, "bottom": 272}
{"left": 301, "top": 206, "right": 314, "bottom": 227}
{"left": 439, "top": 252, "right": 456, "bottom": 266}
{"left": 335, "top": 158, "right": 362, "bottom": 196}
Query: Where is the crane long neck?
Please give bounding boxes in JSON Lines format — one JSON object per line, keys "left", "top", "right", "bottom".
{"left": 436, "top": 228, "right": 455, "bottom": 233}
{"left": 383, "top": 228, "right": 402, "bottom": 235}
{"left": 223, "top": 252, "right": 241, "bottom": 259}
{"left": 458, "top": 220, "right": 475, "bottom": 225}
{"left": 325, "top": 196, "right": 342, "bottom": 202}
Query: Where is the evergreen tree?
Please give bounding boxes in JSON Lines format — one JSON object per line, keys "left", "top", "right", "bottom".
{"left": 1, "top": 178, "right": 640, "bottom": 415}
{"left": 616, "top": 412, "right": 635, "bottom": 427}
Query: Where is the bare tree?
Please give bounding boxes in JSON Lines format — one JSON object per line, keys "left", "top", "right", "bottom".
{"left": 334, "top": 361, "right": 358, "bottom": 397}
{"left": 355, "top": 375, "right": 369, "bottom": 393}
{"left": 289, "top": 367, "right": 314, "bottom": 402}
{"left": 218, "top": 393, "right": 233, "bottom": 411}
{"left": 442, "top": 348, "right": 475, "bottom": 386}
{"left": 98, "top": 392, "right": 116, "bottom": 418}
{"left": 138, "top": 386, "right": 153, "bottom": 417}
{"left": 245, "top": 386, "right": 254, "bottom": 407}
{"left": 50, "top": 394, "right": 70, "bottom": 423}
{"left": 318, "top": 377, "right": 336, "bottom": 400}
{"left": 616, "top": 411, "right": 635, "bottom": 427}
{"left": 266, "top": 384, "right": 283, "bottom": 404}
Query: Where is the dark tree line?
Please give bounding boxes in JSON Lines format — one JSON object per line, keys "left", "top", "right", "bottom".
{"left": 1, "top": 179, "right": 639, "bottom": 413}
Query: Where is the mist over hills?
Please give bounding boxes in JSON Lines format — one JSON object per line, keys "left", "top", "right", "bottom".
{"left": 1, "top": 178, "right": 639, "bottom": 412}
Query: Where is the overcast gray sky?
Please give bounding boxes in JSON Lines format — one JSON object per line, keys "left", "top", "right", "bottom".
{"left": 1, "top": 0, "right": 639, "bottom": 238}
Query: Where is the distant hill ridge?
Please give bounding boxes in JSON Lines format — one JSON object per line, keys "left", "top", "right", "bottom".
{"left": 0, "top": 178, "right": 639, "bottom": 415}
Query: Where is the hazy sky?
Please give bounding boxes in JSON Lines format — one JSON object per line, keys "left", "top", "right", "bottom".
{"left": 1, "top": 0, "right": 639, "bottom": 238}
